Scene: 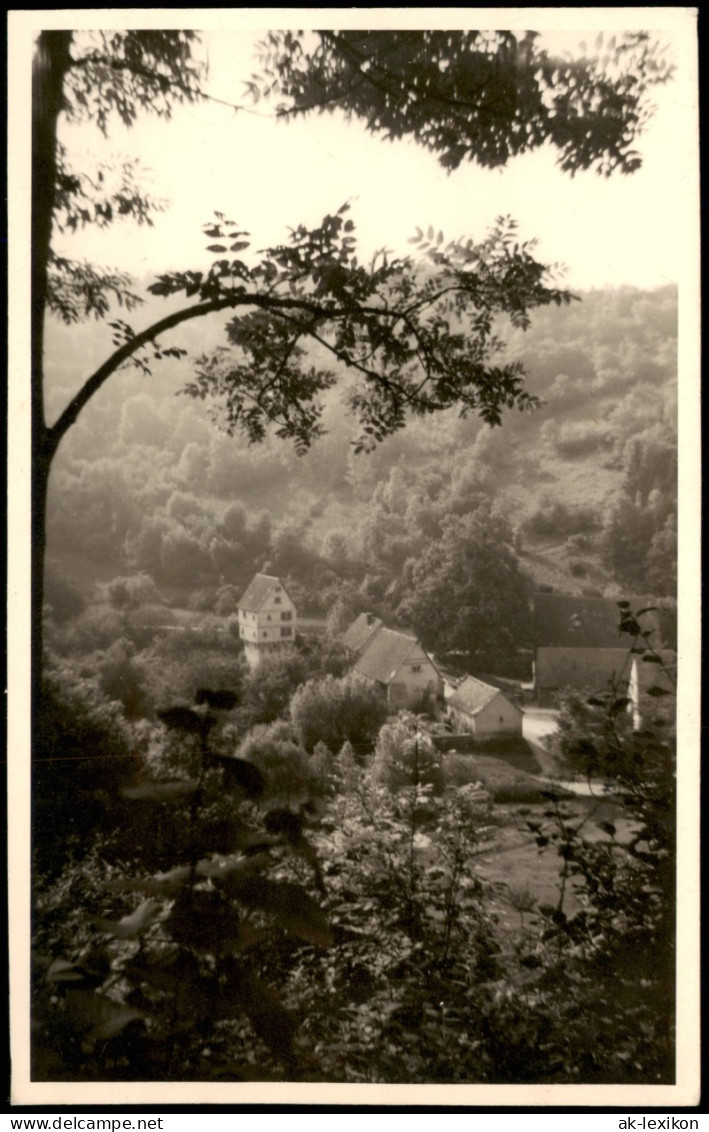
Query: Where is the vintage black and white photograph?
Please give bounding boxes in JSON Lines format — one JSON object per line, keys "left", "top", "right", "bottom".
{"left": 9, "top": 7, "right": 700, "bottom": 1107}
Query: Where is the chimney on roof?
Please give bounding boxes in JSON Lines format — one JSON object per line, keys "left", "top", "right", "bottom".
{"left": 366, "top": 613, "right": 374, "bottom": 625}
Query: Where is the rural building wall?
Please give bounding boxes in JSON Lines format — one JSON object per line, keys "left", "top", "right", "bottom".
{"left": 448, "top": 690, "right": 523, "bottom": 738}
{"left": 471, "top": 693, "right": 523, "bottom": 738}
{"left": 238, "top": 575, "right": 297, "bottom": 668}
{"left": 535, "top": 647, "right": 630, "bottom": 705}
{"left": 387, "top": 657, "right": 443, "bottom": 711}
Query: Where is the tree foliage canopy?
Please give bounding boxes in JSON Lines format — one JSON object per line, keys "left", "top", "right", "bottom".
{"left": 161, "top": 206, "right": 572, "bottom": 454}
{"left": 42, "top": 31, "right": 204, "bottom": 327}
{"left": 32, "top": 26, "right": 674, "bottom": 665}
{"left": 255, "top": 30, "right": 673, "bottom": 175}
{"left": 39, "top": 26, "right": 674, "bottom": 464}
{"left": 397, "top": 509, "right": 533, "bottom": 668}
{"left": 290, "top": 671, "right": 387, "bottom": 753}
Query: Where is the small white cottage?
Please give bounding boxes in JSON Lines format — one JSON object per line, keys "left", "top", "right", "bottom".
{"left": 446, "top": 675, "right": 523, "bottom": 739}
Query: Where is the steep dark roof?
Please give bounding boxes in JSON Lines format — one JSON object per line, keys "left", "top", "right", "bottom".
{"left": 342, "top": 612, "right": 383, "bottom": 654}
{"left": 448, "top": 676, "right": 522, "bottom": 717}
{"left": 533, "top": 593, "right": 676, "bottom": 649}
{"left": 354, "top": 627, "right": 434, "bottom": 685}
{"left": 239, "top": 574, "right": 292, "bottom": 613}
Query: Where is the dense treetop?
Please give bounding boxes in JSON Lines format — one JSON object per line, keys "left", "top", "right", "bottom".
{"left": 255, "top": 30, "right": 673, "bottom": 175}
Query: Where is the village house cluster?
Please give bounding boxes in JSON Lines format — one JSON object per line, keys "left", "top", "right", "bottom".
{"left": 237, "top": 573, "right": 676, "bottom": 734}
{"left": 238, "top": 573, "right": 524, "bottom": 738}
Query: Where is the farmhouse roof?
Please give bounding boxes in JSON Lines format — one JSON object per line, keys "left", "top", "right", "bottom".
{"left": 238, "top": 574, "right": 293, "bottom": 613}
{"left": 533, "top": 593, "right": 676, "bottom": 650}
{"left": 342, "top": 612, "right": 383, "bottom": 654}
{"left": 354, "top": 626, "right": 433, "bottom": 685}
{"left": 448, "top": 675, "right": 522, "bottom": 717}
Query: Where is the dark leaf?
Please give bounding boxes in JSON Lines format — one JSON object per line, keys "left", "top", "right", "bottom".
{"left": 619, "top": 617, "right": 641, "bottom": 636}
{"left": 168, "top": 888, "right": 241, "bottom": 952}
{"left": 221, "top": 968, "right": 296, "bottom": 1061}
{"left": 197, "top": 850, "right": 275, "bottom": 887}
{"left": 157, "top": 705, "right": 210, "bottom": 734}
{"left": 208, "top": 755, "right": 265, "bottom": 798}
{"left": 195, "top": 687, "right": 239, "bottom": 710}
{"left": 95, "top": 899, "right": 162, "bottom": 939}
{"left": 46, "top": 959, "right": 87, "bottom": 985}
{"left": 596, "top": 820, "right": 616, "bottom": 836}
{"left": 66, "top": 989, "right": 144, "bottom": 1043}
{"left": 520, "top": 953, "right": 543, "bottom": 969}
{"left": 121, "top": 779, "right": 198, "bottom": 801}
{"left": 264, "top": 808, "right": 304, "bottom": 840}
{"left": 88, "top": 1005, "right": 145, "bottom": 1043}
{"left": 108, "top": 865, "right": 192, "bottom": 896}
{"left": 610, "top": 696, "right": 631, "bottom": 715}
{"left": 219, "top": 873, "right": 333, "bottom": 947}
{"left": 124, "top": 948, "right": 200, "bottom": 994}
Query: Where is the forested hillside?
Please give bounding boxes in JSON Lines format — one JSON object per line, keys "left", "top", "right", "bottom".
{"left": 29, "top": 24, "right": 685, "bottom": 1090}
{"left": 45, "top": 282, "right": 677, "bottom": 650}
{"left": 38, "top": 281, "right": 679, "bottom": 1084}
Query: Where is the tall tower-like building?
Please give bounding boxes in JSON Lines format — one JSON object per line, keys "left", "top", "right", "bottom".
{"left": 237, "top": 574, "right": 297, "bottom": 669}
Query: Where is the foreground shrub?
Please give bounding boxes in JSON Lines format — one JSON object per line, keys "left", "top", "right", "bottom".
{"left": 236, "top": 721, "right": 317, "bottom": 804}
{"left": 32, "top": 608, "right": 676, "bottom": 1084}
{"left": 370, "top": 713, "right": 444, "bottom": 793}
{"left": 290, "top": 672, "right": 387, "bottom": 754}
{"left": 32, "top": 690, "right": 333, "bottom": 1082}
{"left": 34, "top": 657, "right": 143, "bottom": 874}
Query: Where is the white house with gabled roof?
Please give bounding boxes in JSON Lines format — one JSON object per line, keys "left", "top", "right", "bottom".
{"left": 343, "top": 613, "right": 443, "bottom": 712}
{"left": 237, "top": 573, "right": 297, "bottom": 668}
{"left": 445, "top": 675, "right": 523, "bottom": 738}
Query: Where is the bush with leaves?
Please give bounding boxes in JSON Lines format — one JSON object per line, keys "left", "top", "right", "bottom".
{"left": 33, "top": 602, "right": 677, "bottom": 1084}
{"left": 44, "top": 567, "right": 86, "bottom": 625}
{"left": 52, "top": 602, "right": 129, "bottom": 655}
{"left": 547, "top": 684, "right": 633, "bottom": 778}
{"left": 290, "top": 671, "right": 387, "bottom": 754}
{"left": 235, "top": 721, "right": 317, "bottom": 806}
{"left": 370, "top": 713, "right": 445, "bottom": 794}
{"left": 33, "top": 656, "right": 144, "bottom": 875}
{"left": 136, "top": 627, "right": 246, "bottom": 713}
{"left": 92, "top": 637, "right": 153, "bottom": 720}
{"left": 32, "top": 687, "right": 335, "bottom": 1081}
{"left": 105, "top": 572, "right": 163, "bottom": 610}
{"left": 280, "top": 775, "right": 505, "bottom": 1083}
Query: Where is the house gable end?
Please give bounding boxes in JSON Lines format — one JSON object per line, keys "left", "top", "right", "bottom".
{"left": 354, "top": 627, "right": 438, "bottom": 686}
{"left": 238, "top": 573, "right": 296, "bottom": 614}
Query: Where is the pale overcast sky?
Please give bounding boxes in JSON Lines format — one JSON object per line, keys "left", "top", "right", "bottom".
{"left": 43, "top": 11, "right": 697, "bottom": 293}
